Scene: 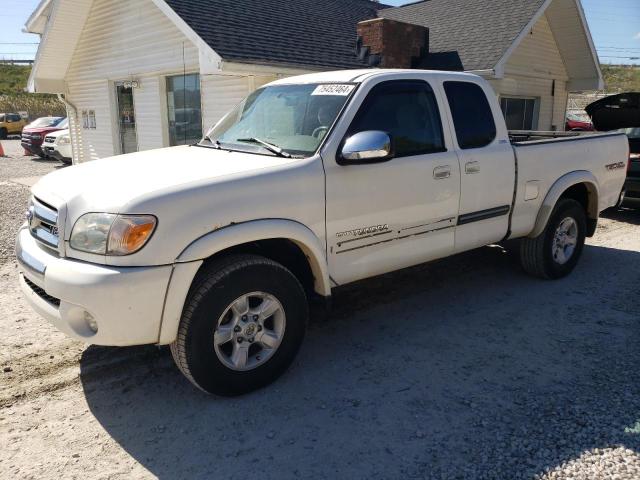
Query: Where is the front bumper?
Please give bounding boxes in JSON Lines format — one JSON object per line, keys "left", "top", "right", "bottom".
{"left": 22, "top": 141, "right": 43, "bottom": 156}
{"left": 43, "top": 146, "right": 71, "bottom": 163}
{"left": 16, "top": 227, "right": 173, "bottom": 346}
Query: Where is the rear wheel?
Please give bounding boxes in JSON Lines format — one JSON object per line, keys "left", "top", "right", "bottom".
{"left": 520, "top": 198, "right": 587, "bottom": 279}
{"left": 170, "top": 254, "right": 308, "bottom": 396}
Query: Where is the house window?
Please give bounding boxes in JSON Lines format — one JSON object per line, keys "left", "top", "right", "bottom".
{"left": 500, "top": 97, "right": 538, "bottom": 131}
{"left": 166, "top": 73, "right": 202, "bottom": 146}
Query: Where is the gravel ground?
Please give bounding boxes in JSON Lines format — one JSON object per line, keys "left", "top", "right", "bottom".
{"left": 0, "top": 140, "right": 65, "bottom": 262}
{"left": 1, "top": 149, "right": 640, "bottom": 479}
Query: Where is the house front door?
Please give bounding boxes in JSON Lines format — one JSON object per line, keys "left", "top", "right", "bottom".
{"left": 116, "top": 83, "right": 138, "bottom": 154}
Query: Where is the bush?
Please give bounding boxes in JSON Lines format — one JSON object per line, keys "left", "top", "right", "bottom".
{"left": 0, "top": 94, "right": 66, "bottom": 120}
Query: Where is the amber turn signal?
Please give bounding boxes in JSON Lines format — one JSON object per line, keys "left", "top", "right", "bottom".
{"left": 107, "top": 215, "right": 157, "bottom": 255}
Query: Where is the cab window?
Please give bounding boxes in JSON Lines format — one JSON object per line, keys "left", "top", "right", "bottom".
{"left": 348, "top": 80, "right": 446, "bottom": 158}
{"left": 444, "top": 81, "right": 497, "bottom": 149}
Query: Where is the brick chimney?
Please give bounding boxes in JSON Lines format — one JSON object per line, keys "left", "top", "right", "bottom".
{"left": 356, "top": 18, "right": 429, "bottom": 69}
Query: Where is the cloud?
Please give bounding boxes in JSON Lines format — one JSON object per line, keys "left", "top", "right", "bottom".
{"left": 635, "top": 32, "right": 640, "bottom": 40}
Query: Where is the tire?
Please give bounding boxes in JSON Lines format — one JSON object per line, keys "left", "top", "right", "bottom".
{"left": 61, "top": 158, "right": 73, "bottom": 166}
{"left": 615, "top": 189, "right": 626, "bottom": 210}
{"left": 520, "top": 198, "right": 587, "bottom": 279}
{"left": 0, "top": 128, "right": 7, "bottom": 140}
{"left": 170, "top": 254, "right": 308, "bottom": 396}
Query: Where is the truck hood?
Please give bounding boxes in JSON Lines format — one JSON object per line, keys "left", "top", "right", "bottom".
{"left": 23, "top": 126, "right": 64, "bottom": 134}
{"left": 45, "top": 128, "right": 70, "bottom": 139}
{"left": 32, "top": 145, "right": 297, "bottom": 214}
{"left": 585, "top": 93, "right": 640, "bottom": 131}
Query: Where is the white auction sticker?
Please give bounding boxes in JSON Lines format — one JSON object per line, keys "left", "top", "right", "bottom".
{"left": 311, "top": 84, "right": 355, "bottom": 96}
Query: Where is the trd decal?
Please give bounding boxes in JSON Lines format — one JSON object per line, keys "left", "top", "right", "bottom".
{"left": 605, "top": 162, "right": 626, "bottom": 171}
{"left": 336, "top": 224, "right": 390, "bottom": 238}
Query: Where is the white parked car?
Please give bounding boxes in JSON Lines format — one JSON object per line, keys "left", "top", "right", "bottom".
{"left": 16, "top": 69, "right": 629, "bottom": 396}
{"left": 43, "top": 129, "right": 72, "bottom": 165}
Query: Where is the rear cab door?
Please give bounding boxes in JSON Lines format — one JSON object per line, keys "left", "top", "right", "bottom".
{"left": 321, "top": 72, "right": 461, "bottom": 285}
{"left": 440, "top": 79, "right": 516, "bottom": 252}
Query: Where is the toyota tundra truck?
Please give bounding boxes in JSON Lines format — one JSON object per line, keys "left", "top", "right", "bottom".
{"left": 16, "top": 70, "right": 629, "bottom": 396}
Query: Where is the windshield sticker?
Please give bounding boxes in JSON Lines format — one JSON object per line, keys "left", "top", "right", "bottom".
{"left": 312, "top": 84, "right": 355, "bottom": 96}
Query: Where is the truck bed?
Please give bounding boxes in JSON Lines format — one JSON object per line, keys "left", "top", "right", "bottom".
{"left": 507, "top": 130, "right": 629, "bottom": 239}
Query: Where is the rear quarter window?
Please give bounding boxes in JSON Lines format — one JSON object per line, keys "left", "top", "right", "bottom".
{"left": 444, "top": 81, "right": 497, "bottom": 149}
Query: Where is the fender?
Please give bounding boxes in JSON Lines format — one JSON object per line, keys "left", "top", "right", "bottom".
{"left": 157, "top": 219, "right": 331, "bottom": 345}
{"left": 180, "top": 218, "right": 331, "bottom": 294}
{"left": 528, "top": 170, "right": 599, "bottom": 238}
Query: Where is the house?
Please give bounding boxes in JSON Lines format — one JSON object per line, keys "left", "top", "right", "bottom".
{"left": 25, "top": 0, "right": 602, "bottom": 163}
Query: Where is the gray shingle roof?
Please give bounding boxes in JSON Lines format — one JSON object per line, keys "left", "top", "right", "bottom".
{"left": 163, "top": 0, "right": 387, "bottom": 70}
{"left": 163, "top": 0, "right": 547, "bottom": 72}
{"left": 379, "top": 0, "right": 546, "bottom": 71}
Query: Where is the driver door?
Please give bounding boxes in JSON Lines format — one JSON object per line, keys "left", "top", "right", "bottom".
{"left": 322, "top": 78, "right": 460, "bottom": 285}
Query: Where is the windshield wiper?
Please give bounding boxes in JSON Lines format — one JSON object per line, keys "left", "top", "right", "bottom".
{"left": 236, "top": 137, "right": 292, "bottom": 158}
{"left": 202, "top": 135, "right": 222, "bottom": 149}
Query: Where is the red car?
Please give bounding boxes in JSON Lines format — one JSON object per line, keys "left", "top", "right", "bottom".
{"left": 21, "top": 117, "right": 68, "bottom": 158}
{"left": 565, "top": 112, "right": 594, "bottom": 131}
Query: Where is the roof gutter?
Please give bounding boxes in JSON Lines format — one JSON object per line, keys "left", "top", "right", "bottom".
{"left": 57, "top": 93, "right": 77, "bottom": 120}
{"left": 23, "top": 0, "right": 52, "bottom": 34}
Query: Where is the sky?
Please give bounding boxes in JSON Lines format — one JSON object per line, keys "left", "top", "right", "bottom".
{"left": 1, "top": 0, "right": 639, "bottom": 65}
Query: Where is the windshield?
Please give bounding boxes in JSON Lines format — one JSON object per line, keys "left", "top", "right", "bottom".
{"left": 625, "top": 128, "right": 640, "bottom": 139}
{"left": 57, "top": 118, "right": 69, "bottom": 129}
{"left": 204, "top": 83, "right": 356, "bottom": 157}
{"left": 29, "top": 117, "right": 65, "bottom": 128}
{"left": 567, "top": 112, "right": 591, "bottom": 122}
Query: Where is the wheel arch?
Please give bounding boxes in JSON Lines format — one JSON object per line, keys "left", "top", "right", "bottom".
{"left": 158, "top": 219, "right": 330, "bottom": 345}
{"left": 529, "top": 171, "right": 599, "bottom": 238}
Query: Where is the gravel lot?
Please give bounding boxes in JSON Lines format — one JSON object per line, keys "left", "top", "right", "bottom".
{"left": 0, "top": 140, "right": 66, "bottom": 262}
{"left": 1, "top": 144, "right": 639, "bottom": 479}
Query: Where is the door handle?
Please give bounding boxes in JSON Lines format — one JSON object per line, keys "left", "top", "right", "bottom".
{"left": 465, "top": 161, "right": 480, "bottom": 174}
{"left": 433, "top": 165, "right": 451, "bottom": 179}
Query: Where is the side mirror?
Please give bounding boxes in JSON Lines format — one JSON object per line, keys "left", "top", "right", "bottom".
{"left": 338, "top": 131, "right": 392, "bottom": 165}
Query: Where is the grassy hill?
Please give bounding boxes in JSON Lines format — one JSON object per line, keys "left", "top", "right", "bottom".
{"left": 601, "top": 64, "right": 640, "bottom": 93}
{"left": 0, "top": 64, "right": 31, "bottom": 94}
{"left": 0, "top": 64, "right": 65, "bottom": 118}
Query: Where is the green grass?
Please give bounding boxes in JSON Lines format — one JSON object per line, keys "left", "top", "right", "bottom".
{"left": 0, "top": 64, "right": 65, "bottom": 118}
{"left": 601, "top": 64, "right": 640, "bottom": 93}
{"left": 0, "top": 64, "right": 31, "bottom": 94}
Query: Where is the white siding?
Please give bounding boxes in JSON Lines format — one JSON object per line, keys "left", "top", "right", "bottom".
{"left": 200, "top": 75, "right": 279, "bottom": 132}
{"left": 67, "top": 80, "right": 115, "bottom": 162}
{"left": 134, "top": 76, "right": 167, "bottom": 151}
{"left": 490, "top": 14, "right": 569, "bottom": 131}
{"left": 66, "top": 0, "right": 200, "bottom": 162}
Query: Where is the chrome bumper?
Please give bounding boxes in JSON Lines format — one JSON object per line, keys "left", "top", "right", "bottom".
{"left": 15, "top": 226, "right": 47, "bottom": 286}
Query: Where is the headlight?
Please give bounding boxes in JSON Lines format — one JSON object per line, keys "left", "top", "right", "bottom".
{"left": 70, "top": 213, "right": 157, "bottom": 256}
{"left": 58, "top": 135, "right": 71, "bottom": 145}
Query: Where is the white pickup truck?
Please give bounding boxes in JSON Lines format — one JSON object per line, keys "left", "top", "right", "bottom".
{"left": 16, "top": 69, "right": 628, "bottom": 396}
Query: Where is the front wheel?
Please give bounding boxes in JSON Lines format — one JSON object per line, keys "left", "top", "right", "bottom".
{"left": 0, "top": 128, "right": 7, "bottom": 140}
{"left": 170, "top": 254, "right": 308, "bottom": 396}
{"left": 520, "top": 198, "right": 587, "bottom": 279}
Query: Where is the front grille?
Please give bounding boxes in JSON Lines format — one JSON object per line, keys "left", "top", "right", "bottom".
{"left": 23, "top": 276, "right": 61, "bottom": 307}
{"left": 29, "top": 197, "right": 60, "bottom": 251}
